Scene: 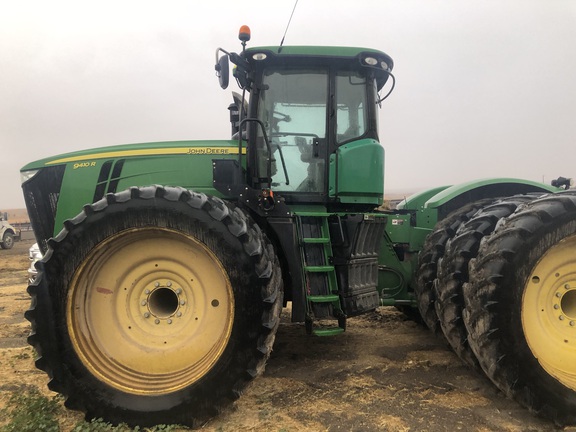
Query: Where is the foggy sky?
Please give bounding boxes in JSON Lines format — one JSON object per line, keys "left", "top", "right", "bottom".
{"left": 1, "top": 0, "right": 575, "bottom": 209}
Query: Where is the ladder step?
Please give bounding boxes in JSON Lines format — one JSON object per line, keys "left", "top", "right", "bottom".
{"left": 304, "top": 265, "right": 334, "bottom": 273}
{"left": 308, "top": 295, "right": 340, "bottom": 303}
{"left": 297, "top": 214, "right": 346, "bottom": 336}
{"left": 312, "top": 327, "right": 345, "bottom": 337}
{"left": 302, "top": 237, "right": 330, "bottom": 244}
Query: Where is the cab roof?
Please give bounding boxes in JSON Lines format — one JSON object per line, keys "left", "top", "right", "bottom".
{"left": 245, "top": 45, "right": 394, "bottom": 90}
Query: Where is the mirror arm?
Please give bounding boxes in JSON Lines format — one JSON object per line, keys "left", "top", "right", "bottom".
{"left": 215, "top": 47, "right": 230, "bottom": 68}
{"left": 229, "top": 52, "right": 250, "bottom": 70}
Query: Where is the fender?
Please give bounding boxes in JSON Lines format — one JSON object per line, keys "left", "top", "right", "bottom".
{"left": 401, "top": 177, "right": 559, "bottom": 230}
{"left": 396, "top": 185, "right": 450, "bottom": 212}
{"left": 382, "top": 177, "right": 561, "bottom": 305}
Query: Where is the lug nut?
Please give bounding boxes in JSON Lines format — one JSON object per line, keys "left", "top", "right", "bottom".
{"left": 167, "top": 319, "right": 172, "bottom": 324}
{"left": 554, "top": 304, "right": 560, "bottom": 309}
{"left": 167, "top": 281, "right": 172, "bottom": 287}
{"left": 141, "top": 300, "right": 147, "bottom": 306}
{"left": 176, "top": 288, "right": 182, "bottom": 294}
{"left": 556, "top": 292, "right": 562, "bottom": 298}
{"left": 177, "top": 312, "right": 182, "bottom": 317}
{"left": 180, "top": 300, "right": 186, "bottom": 305}
{"left": 155, "top": 282, "right": 160, "bottom": 287}
{"left": 144, "top": 312, "right": 150, "bottom": 318}
{"left": 155, "top": 319, "right": 160, "bottom": 324}
{"left": 559, "top": 316, "right": 565, "bottom": 321}
{"left": 145, "top": 289, "right": 150, "bottom": 294}
{"left": 570, "top": 321, "right": 575, "bottom": 327}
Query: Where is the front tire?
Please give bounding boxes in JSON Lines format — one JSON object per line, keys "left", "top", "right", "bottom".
{"left": 25, "top": 186, "right": 283, "bottom": 427}
{"left": 1, "top": 231, "right": 14, "bottom": 249}
{"left": 463, "top": 192, "right": 576, "bottom": 425}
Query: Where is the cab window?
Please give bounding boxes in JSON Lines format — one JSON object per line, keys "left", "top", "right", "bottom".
{"left": 336, "top": 71, "right": 368, "bottom": 143}
{"left": 257, "top": 69, "right": 328, "bottom": 193}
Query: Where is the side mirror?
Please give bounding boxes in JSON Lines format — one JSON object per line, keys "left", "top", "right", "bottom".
{"left": 216, "top": 55, "right": 229, "bottom": 89}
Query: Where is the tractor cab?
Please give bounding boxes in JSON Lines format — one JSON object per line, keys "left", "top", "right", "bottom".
{"left": 215, "top": 26, "right": 394, "bottom": 211}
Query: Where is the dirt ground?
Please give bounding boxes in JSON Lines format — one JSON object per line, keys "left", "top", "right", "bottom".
{"left": 0, "top": 240, "right": 570, "bottom": 431}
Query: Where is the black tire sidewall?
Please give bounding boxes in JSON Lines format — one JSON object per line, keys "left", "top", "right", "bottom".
{"left": 416, "top": 199, "right": 495, "bottom": 331}
{"left": 487, "top": 211, "right": 576, "bottom": 419}
{"left": 2, "top": 232, "right": 14, "bottom": 249}
{"left": 42, "top": 196, "right": 274, "bottom": 424}
{"left": 436, "top": 196, "right": 536, "bottom": 367}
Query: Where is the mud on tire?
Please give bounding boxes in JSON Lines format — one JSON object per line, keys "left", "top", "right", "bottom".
{"left": 415, "top": 199, "right": 494, "bottom": 332}
{"left": 435, "top": 195, "right": 537, "bottom": 368}
{"left": 463, "top": 192, "right": 576, "bottom": 425}
{"left": 25, "top": 185, "right": 283, "bottom": 428}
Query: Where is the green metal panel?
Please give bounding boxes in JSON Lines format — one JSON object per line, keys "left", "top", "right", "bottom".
{"left": 395, "top": 185, "right": 448, "bottom": 231}
{"left": 383, "top": 213, "right": 412, "bottom": 244}
{"left": 378, "top": 177, "right": 563, "bottom": 305}
{"left": 329, "top": 139, "right": 384, "bottom": 205}
{"left": 377, "top": 228, "right": 414, "bottom": 305}
{"left": 396, "top": 185, "right": 450, "bottom": 211}
{"left": 54, "top": 159, "right": 113, "bottom": 231}
{"left": 32, "top": 140, "right": 244, "bottom": 236}
{"left": 424, "top": 178, "right": 559, "bottom": 208}
{"left": 291, "top": 206, "right": 329, "bottom": 215}
{"left": 114, "top": 155, "right": 216, "bottom": 193}
{"left": 395, "top": 178, "right": 560, "bottom": 231}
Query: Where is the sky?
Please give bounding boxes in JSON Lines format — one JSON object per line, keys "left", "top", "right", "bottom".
{"left": 1, "top": 0, "right": 576, "bottom": 209}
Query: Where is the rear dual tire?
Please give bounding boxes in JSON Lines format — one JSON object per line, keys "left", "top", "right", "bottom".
{"left": 415, "top": 200, "right": 494, "bottom": 332}
{"left": 463, "top": 192, "right": 576, "bottom": 425}
{"left": 417, "top": 192, "right": 576, "bottom": 424}
{"left": 435, "top": 195, "right": 537, "bottom": 368}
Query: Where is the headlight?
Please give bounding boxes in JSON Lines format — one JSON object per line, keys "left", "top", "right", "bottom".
{"left": 21, "top": 169, "right": 39, "bottom": 184}
{"left": 364, "top": 57, "right": 378, "bottom": 66}
{"left": 252, "top": 52, "right": 267, "bottom": 61}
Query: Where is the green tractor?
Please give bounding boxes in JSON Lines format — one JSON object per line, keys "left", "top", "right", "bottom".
{"left": 20, "top": 26, "right": 576, "bottom": 427}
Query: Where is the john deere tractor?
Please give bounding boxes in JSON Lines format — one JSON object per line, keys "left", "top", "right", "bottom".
{"left": 20, "top": 26, "right": 576, "bottom": 427}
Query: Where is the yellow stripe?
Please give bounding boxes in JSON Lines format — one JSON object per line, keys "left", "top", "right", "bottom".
{"left": 46, "top": 146, "right": 246, "bottom": 165}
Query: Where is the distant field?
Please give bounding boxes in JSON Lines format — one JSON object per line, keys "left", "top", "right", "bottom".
{"left": 1, "top": 208, "right": 29, "bottom": 224}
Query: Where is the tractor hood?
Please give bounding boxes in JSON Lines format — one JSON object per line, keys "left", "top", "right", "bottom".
{"left": 21, "top": 139, "right": 245, "bottom": 247}
{"left": 20, "top": 139, "right": 243, "bottom": 171}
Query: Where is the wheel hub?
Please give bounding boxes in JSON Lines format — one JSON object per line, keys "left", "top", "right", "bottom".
{"left": 67, "top": 228, "right": 234, "bottom": 395}
{"left": 559, "top": 286, "right": 576, "bottom": 323}
{"left": 141, "top": 282, "right": 186, "bottom": 323}
{"left": 523, "top": 234, "right": 576, "bottom": 390}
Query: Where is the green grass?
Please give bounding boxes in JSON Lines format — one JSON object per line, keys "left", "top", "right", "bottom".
{"left": 0, "top": 387, "right": 61, "bottom": 432}
{"left": 1, "top": 387, "right": 187, "bottom": 432}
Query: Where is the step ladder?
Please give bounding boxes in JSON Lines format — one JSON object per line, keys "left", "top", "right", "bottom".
{"left": 296, "top": 214, "right": 346, "bottom": 336}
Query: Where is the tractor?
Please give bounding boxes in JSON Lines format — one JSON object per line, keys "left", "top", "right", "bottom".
{"left": 20, "top": 26, "right": 576, "bottom": 427}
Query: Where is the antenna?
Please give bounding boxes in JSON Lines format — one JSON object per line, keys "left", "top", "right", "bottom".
{"left": 279, "top": 0, "right": 299, "bottom": 53}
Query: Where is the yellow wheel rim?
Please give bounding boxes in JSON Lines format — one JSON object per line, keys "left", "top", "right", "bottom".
{"left": 522, "top": 234, "right": 576, "bottom": 390}
{"left": 67, "top": 227, "right": 234, "bottom": 395}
